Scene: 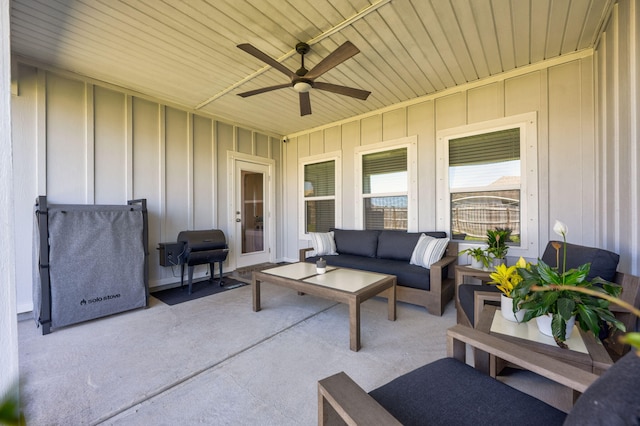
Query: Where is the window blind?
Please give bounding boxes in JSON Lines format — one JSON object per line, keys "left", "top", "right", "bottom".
{"left": 449, "top": 128, "right": 520, "bottom": 166}
{"left": 306, "top": 200, "right": 335, "bottom": 233}
{"left": 304, "top": 161, "right": 335, "bottom": 197}
{"left": 362, "top": 148, "right": 407, "bottom": 194}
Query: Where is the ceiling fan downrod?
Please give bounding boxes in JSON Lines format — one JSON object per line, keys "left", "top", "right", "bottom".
{"left": 295, "top": 42, "right": 310, "bottom": 76}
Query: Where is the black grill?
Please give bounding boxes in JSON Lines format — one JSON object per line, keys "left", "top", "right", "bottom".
{"left": 177, "top": 229, "right": 229, "bottom": 294}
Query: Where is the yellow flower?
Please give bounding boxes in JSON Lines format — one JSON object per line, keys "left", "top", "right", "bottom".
{"left": 489, "top": 263, "right": 523, "bottom": 297}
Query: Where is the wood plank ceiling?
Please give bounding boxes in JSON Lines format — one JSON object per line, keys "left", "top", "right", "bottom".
{"left": 10, "top": 0, "right": 614, "bottom": 136}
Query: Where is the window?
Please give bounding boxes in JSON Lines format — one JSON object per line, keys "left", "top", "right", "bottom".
{"left": 355, "top": 136, "right": 417, "bottom": 231}
{"left": 449, "top": 128, "right": 521, "bottom": 241}
{"left": 299, "top": 152, "right": 341, "bottom": 235}
{"left": 437, "top": 113, "right": 538, "bottom": 257}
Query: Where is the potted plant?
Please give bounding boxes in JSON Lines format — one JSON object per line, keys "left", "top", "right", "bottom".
{"left": 459, "top": 246, "right": 491, "bottom": 270}
{"left": 316, "top": 257, "right": 327, "bottom": 274}
{"left": 0, "top": 383, "right": 22, "bottom": 425}
{"left": 510, "top": 220, "right": 626, "bottom": 348}
{"left": 489, "top": 257, "right": 528, "bottom": 322}
{"left": 486, "top": 228, "right": 511, "bottom": 265}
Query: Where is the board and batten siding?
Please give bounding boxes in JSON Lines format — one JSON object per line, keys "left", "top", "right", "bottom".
{"left": 285, "top": 49, "right": 638, "bottom": 278}
{"left": 595, "top": 0, "right": 640, "bottom": 275}
{"left": 1, "top": 0, "right": 19, "bottom": 403}
{"left": 11, "top": 64, "right": 282, "bottom": 313}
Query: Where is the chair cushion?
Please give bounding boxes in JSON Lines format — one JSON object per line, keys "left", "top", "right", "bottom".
{"left": 369, "top": 357, "right": 566, "bottom": 426}
{"left": 332, "top": 229, "right": 379, "bottom": 258}
{"left": 541, "top": 241, "right": 619, "bottom": 282}
{"left": 564, "top": 349, "right": 640, "bottom": 425}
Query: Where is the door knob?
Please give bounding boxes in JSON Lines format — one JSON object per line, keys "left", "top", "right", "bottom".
{"left": 236, "top": 218, "right": 241, "bottom": 222}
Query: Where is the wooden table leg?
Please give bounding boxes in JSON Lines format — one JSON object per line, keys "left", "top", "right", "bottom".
{"left": 349, "top": 297, "right": 361, "bottom": 352}
{"left": 387, "top": 282, "right": 396, "bottom": 321}
{"left": 252, "top": 277, "right": 261, "bottom": 312}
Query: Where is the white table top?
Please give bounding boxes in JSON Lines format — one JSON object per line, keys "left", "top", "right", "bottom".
{"left": 260, "top": 262, "right": 392, "bottom": 293}
{"left": 490, "top": 310, "right": 588, "bottom": 354}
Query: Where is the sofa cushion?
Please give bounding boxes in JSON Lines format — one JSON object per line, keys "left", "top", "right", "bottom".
{"left": 305, "top": 255, "right": 433, "bottom": 291}
{"left": 541, "top": 241, "right": 619, "bottom": 282}
{"left": 369, "top": 357, "right": 566, "bottom": 426}
{"left": 564, "top": 349, "right": 640, "bottom": 425}
{"left": 332, "top": 229, "right": 379, "bottom": 258}
{"left": 410, "top": 234, "right": 450, "bottom": 268}
{"left": 309, "top": 231, "right": 337, "bottom": 256}
{"left": 376, "top": 231, "right": 422, "bottom": 261}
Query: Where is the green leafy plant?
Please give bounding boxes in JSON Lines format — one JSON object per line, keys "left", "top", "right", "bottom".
{"left": 486, "top": 228, "right": 512, "bottom": 259}
{"left": 511, "top": 220, "right": 627, "bottom": 348}
{"left": 0, "top": 388, "right": 23, "bottom": 426}
{"left": 512, "top": 260, "right": 625, "bottom": 348}
{"left": 459, "top": 246, "right": 492, "bottom": 269}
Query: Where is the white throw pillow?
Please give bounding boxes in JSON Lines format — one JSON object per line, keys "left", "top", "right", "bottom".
{"left": 410, "top": 234, "right": 450, "bottom": 268}
{"left": 309, "top": 231, "right": 337, "bottom": 256}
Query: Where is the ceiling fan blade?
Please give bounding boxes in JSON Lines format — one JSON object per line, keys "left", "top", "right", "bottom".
{"left": 237, "top": 43, "right": 295, "bottom": 78}
{"left": 237, "top": 83, "right": 291, "bottom": 98}
{"left": 304, "top": 41, "right": 360, "bottom": 80}
{"left": 313, "top": 82, "right": 371, "bottom": 100}
{"left": 299, "top": 92, "right": 311, "bottom": 116}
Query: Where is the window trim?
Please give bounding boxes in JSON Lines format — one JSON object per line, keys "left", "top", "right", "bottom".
{"left": 299, "top": 151, "right": 342, "bottom": 239}
{"left": 354, "top": 135, "right": 418, "bottom": 231}
{"left": 436, "top": 112, "right": 538, "bottom": 258}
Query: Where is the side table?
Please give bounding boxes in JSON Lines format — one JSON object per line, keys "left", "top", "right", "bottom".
{"left": 473, "top": 305, "right": 612, "bottom": 411}
{"left": 476, "top": 305, "right": 612, "bottom": 375}
{"left": 454, "top": 264, "right": 492, "bottom": 286}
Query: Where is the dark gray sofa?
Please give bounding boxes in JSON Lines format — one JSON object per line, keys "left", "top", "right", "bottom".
{"left": 300, "top": 229, "right": 458, "bottom": 316}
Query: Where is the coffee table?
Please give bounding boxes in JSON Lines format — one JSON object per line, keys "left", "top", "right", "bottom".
{"left": 475, "top": 305, "right": 612, "bottom": 375}
{"left": 252, "top": 262, "right": 396, "bottom": 351}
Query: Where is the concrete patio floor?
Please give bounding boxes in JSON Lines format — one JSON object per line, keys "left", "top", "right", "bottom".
{"left": 19, "top": 281, "right": 457, "bottom": 425}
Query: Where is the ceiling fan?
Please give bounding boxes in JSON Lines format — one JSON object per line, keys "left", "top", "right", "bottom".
{"left": 236, "top": 41, "right": 371, "bottom": 116}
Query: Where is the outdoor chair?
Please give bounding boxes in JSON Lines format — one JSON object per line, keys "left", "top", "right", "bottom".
{"left": 318, "top": 325, "right": 640, "bottom": 426}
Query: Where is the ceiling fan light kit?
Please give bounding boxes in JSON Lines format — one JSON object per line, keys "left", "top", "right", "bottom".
{"left": 237, "top": 41, "right": 371, "bottom": 116}
{"left": 293, "top": 81, "right": 312, "bottom": 93}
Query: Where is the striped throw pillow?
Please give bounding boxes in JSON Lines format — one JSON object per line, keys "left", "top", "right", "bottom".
{"left": 309, "top": 231, "right": 337, "bottom": 256}
{"left": 410, "top": 234, "right": 450, "bottom": 268}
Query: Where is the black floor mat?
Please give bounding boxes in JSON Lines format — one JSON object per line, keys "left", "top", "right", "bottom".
{"left": 151, "top": 277, "right": 247, "bottom": 306}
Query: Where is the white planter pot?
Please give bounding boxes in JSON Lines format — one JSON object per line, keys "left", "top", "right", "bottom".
{"left": 500, "top": 294, "right": 526, "bottom": 322}
{"left": 536, "top": 313, "right": 576, "bottom": 339}
{"left": 470, "top": 258, "right": 485, "bottom": 269}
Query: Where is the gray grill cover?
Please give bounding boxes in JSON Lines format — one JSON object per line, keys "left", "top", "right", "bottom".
{"left": 34, "top": 203, "right": 147, "bottom": 329}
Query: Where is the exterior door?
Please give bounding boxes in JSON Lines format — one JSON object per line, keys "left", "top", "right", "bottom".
{"left": 234, "top": 160, "right": 271, "bottom": 268}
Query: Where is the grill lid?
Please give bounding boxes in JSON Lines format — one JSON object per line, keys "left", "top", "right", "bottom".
{"left": 177, "top": 229, "right": 227, "bottom": 251}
